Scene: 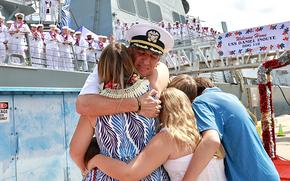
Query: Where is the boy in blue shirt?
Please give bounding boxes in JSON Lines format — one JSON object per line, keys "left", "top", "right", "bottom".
{"left": 169, "top": 76, "right": 280, "bottom": 181}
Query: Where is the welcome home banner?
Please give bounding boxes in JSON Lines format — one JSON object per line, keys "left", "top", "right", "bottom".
{"left": 216, "top": 21, "right": 290, "bottom": 57}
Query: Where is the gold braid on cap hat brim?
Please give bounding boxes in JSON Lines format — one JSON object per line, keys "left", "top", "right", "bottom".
{"left": 130, "top": 40, "right": 164, "bottom": 54}
{"left": 99, "top": 79, "right": 149, "bottom": 99}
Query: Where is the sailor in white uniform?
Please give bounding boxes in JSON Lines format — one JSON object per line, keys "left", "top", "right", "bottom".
{"left": 114, "top": 19, "right": 123, "bottom": 41}
{"left": 180, "top": 23, "right": 189, "bottom": 41}
{"left": 50, "top": 0, "right": 59, "bottom": 22}
{"left": 0, "top": 15, "right": 8, "bottom": 63}
{"left": 73, "top": 31, "right": 88, "bottom": 71}
{"left": 85, "top": 33, "right": 96, "bottom": 70}
{"left": 8, "top": 13, "right": 30, "bottom": 64}
{"left": 40, "top": 0, "right": 48, "bottom": 21}
{"left": 44, "top": 24, "right": 61, "bottom": 69}
{"left": 37, "top": 24, "right": 46, "bottom": 63}
{"left": 60, "top": 26, "right": 74, "bottom": 71}
{"left": 123, "top": 22, "right": 129, "bottom": 39}
{"left": 173, "top": 21, "right": 181, "bottom": 41}
{"left": 69, "top": 28, "right": 75, "bottom": 37}
{"left": 95, "top": 35, "right": 106, "bottom": 61}
{"left": 5, "top": 20, "right": 13, "bottom": 58}
{"left": 166, "top": 22, "right": 173, "bottom": 35}
{"left": 29, "top": 24, "right": 44, "bottom": 67}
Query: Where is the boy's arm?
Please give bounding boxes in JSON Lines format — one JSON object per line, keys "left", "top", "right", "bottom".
{"left": 87, "top": 131, "right": 172, "bottom": 181}
{"left": 182, "top": 130, "right": 221, "bottom": 181}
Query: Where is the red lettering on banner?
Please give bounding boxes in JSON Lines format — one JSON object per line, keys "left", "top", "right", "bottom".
{"left": 0, "top": 103, "right": 8, "bottom": 109}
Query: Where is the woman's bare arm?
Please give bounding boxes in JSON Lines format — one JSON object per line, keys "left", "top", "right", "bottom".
{"left": 87, "top": 131, "right": 172, "bottom": 181}
{"left": 182, "top": 130, "right": 221, "bottom": 181}
{"left": 69, "top": 116, "right": 95, "bottom": 173}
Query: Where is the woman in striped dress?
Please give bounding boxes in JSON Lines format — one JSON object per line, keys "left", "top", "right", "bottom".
{"left": 83, "top": 43, "right": 169, "bottom": 180}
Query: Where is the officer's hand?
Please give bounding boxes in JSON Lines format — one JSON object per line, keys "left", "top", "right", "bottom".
{"left": 138, "top": 89, "right": 161, "bottom": 118}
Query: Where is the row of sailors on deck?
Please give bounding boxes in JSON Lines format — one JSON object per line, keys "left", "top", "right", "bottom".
{"left": 0, "top": 13, "right": 109, "bottom": 71}
{"left": 113, "top": 18, "right": 219, "bottom": 41}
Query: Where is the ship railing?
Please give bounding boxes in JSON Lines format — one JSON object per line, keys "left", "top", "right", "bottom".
{"left": 161, "top": 33, "right": 218, "bottom": 74}
{"left": 1, "top": 32, "right": 221, "bottom": 75}
{"left": 0, "top": 34, "right": 102, "bottom": 72}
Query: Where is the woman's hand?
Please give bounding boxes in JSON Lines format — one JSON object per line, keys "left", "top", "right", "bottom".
{"left": 86, "top": 154, "right": 99, "bottom": 171}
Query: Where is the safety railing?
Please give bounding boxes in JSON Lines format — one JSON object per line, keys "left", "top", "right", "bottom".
{"left": 0, "top": 33, "right": 101, "bottom": 72}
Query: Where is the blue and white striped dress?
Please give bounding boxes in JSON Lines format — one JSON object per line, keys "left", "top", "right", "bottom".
{"left": 86, "top": 80, "right": 169, "bottom": 181}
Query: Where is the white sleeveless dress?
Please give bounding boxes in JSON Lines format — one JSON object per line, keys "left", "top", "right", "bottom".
{"left": 163, "top": 154, "right": 227, "bottom": 181}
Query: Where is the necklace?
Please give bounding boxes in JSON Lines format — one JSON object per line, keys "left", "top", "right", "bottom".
{"left": 99, "top": 79, "right": 149, "bottom": 99}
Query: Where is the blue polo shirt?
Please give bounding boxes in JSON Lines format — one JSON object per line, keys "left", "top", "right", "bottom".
{"left": 192, "top": 87, "right": 279, "bottom": 181}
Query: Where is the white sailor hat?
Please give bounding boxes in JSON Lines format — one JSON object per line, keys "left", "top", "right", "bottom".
{"left": 0, "top": 15, "right": 5, "bottom": 20}
{"left": 74, "top": 31, "right": 81, "bottom": 35}
{"left": 30, "top": 24, "right": 37, "bottom": 27}
{"left": 86, "top": 33, "right": 93, "bottom": 37}
{"left": 62, "top": 26, "right": 69, "bottom": 30}
{"left": 6, "top": 20, "right": 14, "bottom": 24}
{"left": 49, "top": 24, "right": 57, "bottom": 28}
{"left": 69, "top": 28, "right": 75, "bottom": 33}
{"left": 37, "top": 24, "right": 44, "bottom": 27}
{"left": 15, "top": 13, "right": 25, "bottom": 18}
{"left": 126, "top": 23, "right": 174, "bottom": 55}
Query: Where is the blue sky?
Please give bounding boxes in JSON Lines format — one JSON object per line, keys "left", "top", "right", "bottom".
{"left": 188, "top": 0, "right": 289, "bottom": 32}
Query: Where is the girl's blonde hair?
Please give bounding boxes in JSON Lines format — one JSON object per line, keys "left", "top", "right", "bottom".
{"left": 159, "top": 87, "right": 200, "bottom": 150}
{"left": 98, "top": 43, "right": 137, "bottom": 88}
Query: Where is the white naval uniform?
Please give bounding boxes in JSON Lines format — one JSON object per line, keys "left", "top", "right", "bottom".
{"left": 95, "top": 40, "right": 104, "bottom": 60}
{"left": 123, "top": 25, "right": 129, "bottom": 39}
{"left": 166, "top": 26, "right": 173, "bottom": 36}
{"left": 29, "top": 31, "right": 44, "bottom": 67}
{"left": 114, "top": 22, "right": 123, "bottom": 41}
{"left": 86, "top": 39, "right": 96, "bottom": 63}
{"left": 40, "top": 0, "right": 48, "bottom": 21}
{"left": 181, "top": 25, "right": 189, "bottom": 40}
{"left": 60, "top": 34, "right": 74, "bottom": 71}
{"left": 38, "top": 32, "right": 46, "bottom": 63}
{"left": 0, "top": 23, "right": 8, "bottom": 63}
{"left": 50, "top": 0, "right": 59, "bottom": 22}
{"left": 8, "top": 22, "right": 30, "bottom": 64}
{"left": 74, "top": 37, "right": 88, "bottom": 71}
{"left": 173, "top": 26, "right": 181, "bottom": 40}
{"left": 44, "top": 31, "right": 61, "bottom": 69}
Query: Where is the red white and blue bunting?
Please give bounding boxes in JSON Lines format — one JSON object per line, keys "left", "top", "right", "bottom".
{"left": 257, "top": 51, "right": 290, "bottom": 158}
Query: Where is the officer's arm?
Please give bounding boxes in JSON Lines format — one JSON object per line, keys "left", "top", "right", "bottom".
{"left": 76, "top": 67, "right": 160, "bottom": 118}
{"left": 77, "top": 91, "right": 160, "bottom": 118}
{"left": 76, "top": 94, "right": 138, "bottom": 116}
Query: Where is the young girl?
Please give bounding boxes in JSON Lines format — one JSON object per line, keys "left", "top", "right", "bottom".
{"left": 86, "top": 87, "right": 227, "bottom": 181}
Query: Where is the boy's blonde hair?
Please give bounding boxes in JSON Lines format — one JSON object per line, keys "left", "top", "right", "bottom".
{"left": 98, "top": 43, "right": 137, "bottom": 88}
{"left": 159, "top": 87, "right": 200, "bottom": 150}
